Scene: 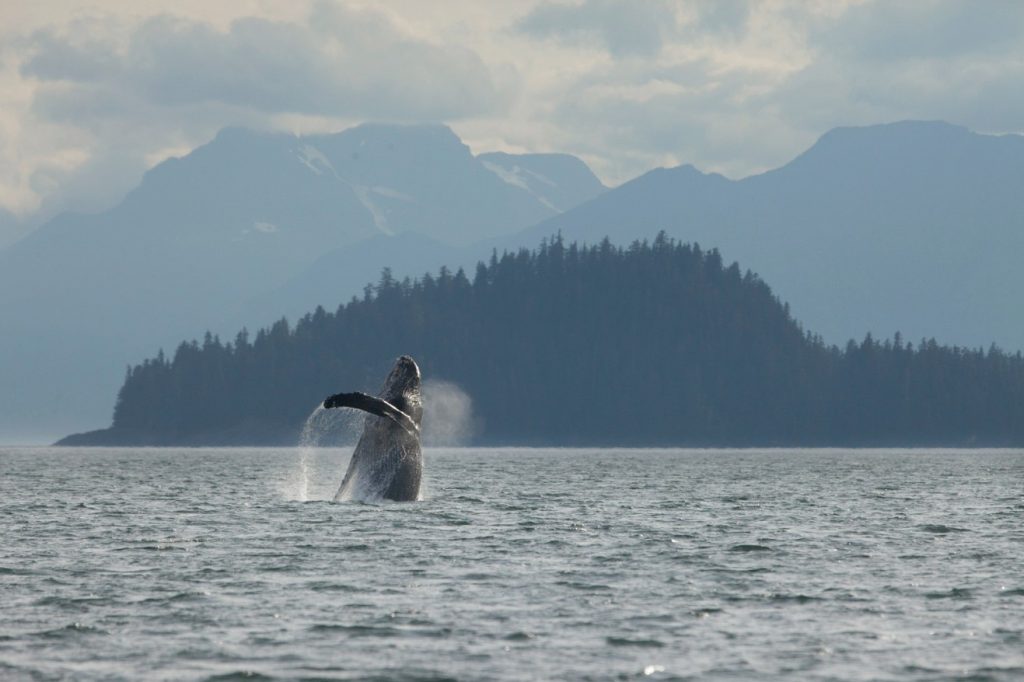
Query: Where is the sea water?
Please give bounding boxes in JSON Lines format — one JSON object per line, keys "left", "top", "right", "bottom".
{"left": 1, "top": 447, "right": 1022, "bottom": 681}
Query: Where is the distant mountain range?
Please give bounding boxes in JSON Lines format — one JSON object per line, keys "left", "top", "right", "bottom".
{"left": 249, "top": 121, "right": 1024, "bottom": 355}
{"left": 524, "top": 121, "right": 1024, "bottom": 353}
{"left": 0, "top": 123, "right": 605, "bottom": 441}
{"left": 2, "top": 119, "right": 1023, "bottom": 443}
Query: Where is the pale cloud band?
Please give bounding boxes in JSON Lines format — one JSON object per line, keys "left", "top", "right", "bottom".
{"left": 1, "top": 0, "right": 1023, "bottom": 230}
{"left": 22, "top": 4, "right": 508, "bottom": 120}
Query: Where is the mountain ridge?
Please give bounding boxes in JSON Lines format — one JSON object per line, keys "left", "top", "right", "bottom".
{"left": 0, "top": 123, "right": 605, "bottom": 441}
{"left": 522, "top": 120, "right": 1024, "bottom": 353}
{"left": 4, "top": 118, "right": 1022, "bottom": 443}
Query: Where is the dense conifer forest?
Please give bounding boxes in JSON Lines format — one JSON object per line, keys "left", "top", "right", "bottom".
{"left": 62, "top": 234, "right": 1024, "bottom": 446}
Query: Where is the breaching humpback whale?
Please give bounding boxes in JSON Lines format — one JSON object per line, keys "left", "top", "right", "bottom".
{"left": 322, "top": 356, "right": 423, "bottom": 502}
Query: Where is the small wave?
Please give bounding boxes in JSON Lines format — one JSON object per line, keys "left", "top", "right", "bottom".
{"left": 309, "top": 581, "right": 360, "bottom": 593}
{"left": 114, "top": 543, "right": 189, "bottom": 552}
{"left": 821, "top": 589, "right": 871, "bottom": 603}
{"left": 35, "top": 622, "right": 107, "bottom": 639}
{"left": 627, "top": 613, "right": 676, "bottom": 624}
{"left": 257, "top": 563, "right": 302, "bottom": 573}
{"left": 606, "top": 636, "right": 665, "bottom": 648}
{"left": 0, "top": 566, "right": 34, "bottom": 576}
{"left": 901, "top": 665, "right": 940, "bottom": 675}
{"left": 416, "top": 627, "right": 454, "bottom": 639}
{"left": 1000, "top": 587, "right": 1024, "bottom": 597}
{"left": 769, "top": 593, "right": 823, "bottom": 604}
{"left": 995, "top": 628, "right": 1023, "bottom": 644}
{"left": 33, "top": 595, "right": 115, "bottom": 609}
{"left": 139, "top": 590, "right": 209, "bottom": 604}
{"left": 308, "top": 624, "right": 402, "bottom": 637}
{"left": 202, "top": 673, "right": 275, "bottom": 682}
{"left": 556, "top": 581, "right": 613, "bottom": 591}
{"left": 950, "top": 667, "right": 1024, "bottom": 681}
{"left": 340, "top": 543, "right": 371, "bottom": 551}
{"left": 728, "top": 544, "right": 771, "bottom": 552}
{"left": 504, "top": 631, "right": 535, "bottom": 641}
{"left": 340, "top": 669, "right": 461, "bottom": 682}
{"left": 438, "top": 516, "right": 472, "bottom": 526}
{"left": 918, "top": 524, "right": 969, "bottom": 534}
{"left": 925, "top": 587, "right": 973, "bottom": 600}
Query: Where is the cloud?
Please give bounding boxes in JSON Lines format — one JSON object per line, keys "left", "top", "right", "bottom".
{"left": 4, "top": 0, "right": 1024, "bottom": 219}
{"left": 21, "top": 4, "right": 512, "bottom": 121}
{"left": 817, "top": 0, "right": 1024, "bottom": 62}
{"left": 774, "top": 1, "right": 1024, "bottom": 134}
{"left": 691, "top": 0, "right": 751, "bottom": 37}
{"left": 6, "top": 1, "right": 515, "bottom": 217}
{"left": 538, "top": 58, "right": 808, "bottom": 181}
{"left": 515, "top": 0, "right": 752, "bottom": 58}
{"left": 505, "top": 0, "right": 1024, "bottom": 183}
{"left": 516, "top": 0, "right": 680, "bottom": 57}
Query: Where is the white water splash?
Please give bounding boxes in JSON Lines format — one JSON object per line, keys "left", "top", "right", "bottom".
{"left": 281, "top": 404, "right": 362, "bottom": 501}
{"left": 421, "top": 380, "right": 476, "bottom": 446}
{"left": 284, "top": 380, "right": 474, "bottom": 502}
{"left": 299, "top": 404, "right": 362, "bottom": 447}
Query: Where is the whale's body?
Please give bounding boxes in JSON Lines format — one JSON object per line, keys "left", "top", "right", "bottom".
{"left": 323, "top": 356, "right": 423, "bottom": 502}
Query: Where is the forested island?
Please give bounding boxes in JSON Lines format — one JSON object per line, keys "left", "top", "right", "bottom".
{"left": 61, "top": 234, "right": 1024, "bottom": 446}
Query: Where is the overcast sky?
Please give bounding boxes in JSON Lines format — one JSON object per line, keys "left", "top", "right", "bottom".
{"left": 2, "top": 0, "right": 1023, "bottom": 223}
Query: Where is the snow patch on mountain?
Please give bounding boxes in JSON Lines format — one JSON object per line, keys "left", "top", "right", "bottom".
{"left": 481, "top": 160, "right": 558, "bottom": 212}
{"left": 351, "top": 186, "right": 396, "bottom": 236}
{"left": 370, "top": 186, "right": 414, "bottom": 202}
{"left": 296, "top": 144, "right": 335, "bottom": 176}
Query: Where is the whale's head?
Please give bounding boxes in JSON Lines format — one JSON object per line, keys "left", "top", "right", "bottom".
{"left": 381, "top": 355, "right": 422, "bottom": 426}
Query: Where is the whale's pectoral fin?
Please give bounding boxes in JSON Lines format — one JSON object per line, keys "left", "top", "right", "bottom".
{"left": 323, "top": 391, "right": 419, "bottom": 438}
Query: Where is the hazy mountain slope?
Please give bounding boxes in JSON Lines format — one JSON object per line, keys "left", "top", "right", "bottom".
{"left": 303, "top": 125, "right": 606, "bottom": 245}
{"left": 242, "top": 232, "right": 468, "bottom": 329}
{"left": 0, "top": 124, "right": 603, "bottom": 441}
{"left": 0, "top": 130, "right": 374, "bottom": 442}
{"left": 0, "top": 208, "right": 26, "bottom": 250}
{"left": 477, "top": 152, "right": 607, "bottom": 212}
{"left": 524, "top": 121, "right": 1024, "bottom": 351}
